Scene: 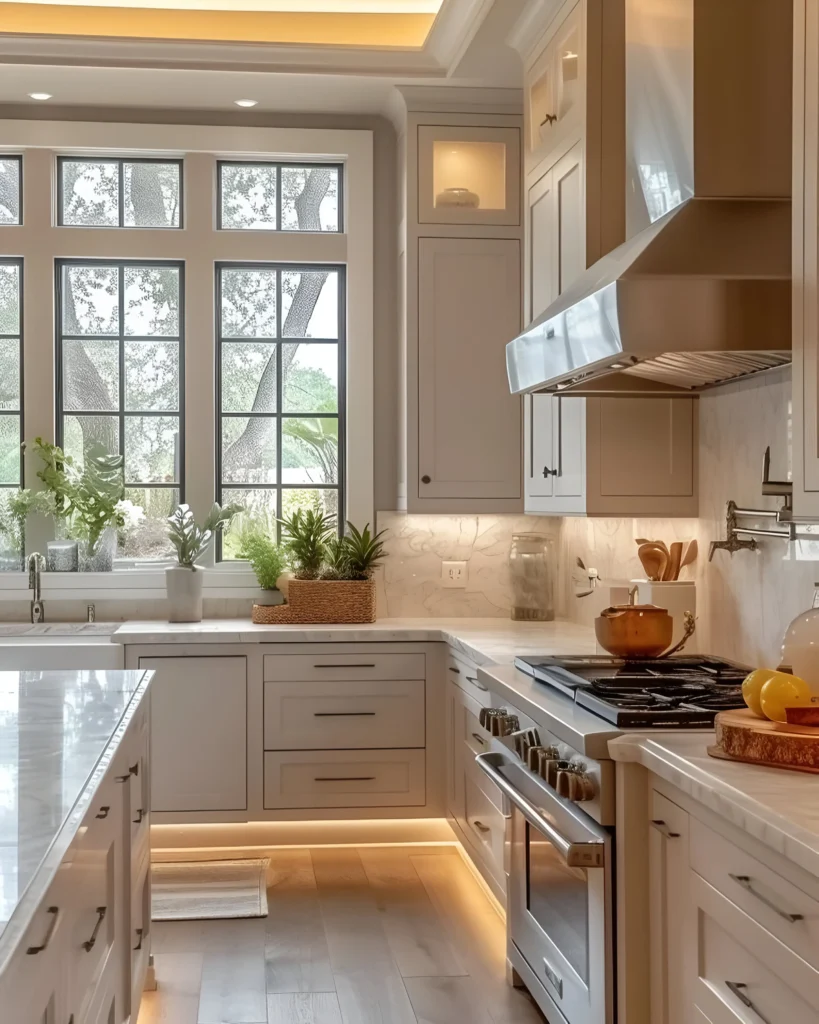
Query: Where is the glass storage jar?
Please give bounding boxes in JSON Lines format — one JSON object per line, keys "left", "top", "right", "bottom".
{"left": 509, "top": 533, "right": 555, "bottom": 621}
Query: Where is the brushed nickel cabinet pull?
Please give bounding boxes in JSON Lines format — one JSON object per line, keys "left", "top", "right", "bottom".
{"left": 313, "top": 663, "right": 376, "bottom": 669}
{"left": 729, "top": 874, "right": 804, "bottom": 922}
{"left": 95, "top": 806, "right": 110, "bottom": 819}
{"left": 471, "top": 732, "right": 486, "bottom": 746}
{"left": 650, "top": 819, "right": 681, "bottom": 839}
{"left": 314, "top": 711, "right": 376, "bottom": 717}
{"left": 26, "top": 906, "right": 60, "bottom": 954}
{"left": 726, "top": 981, "right": 772, "bottom": 1024}
{"left": 448, "top": 666, "right": 460, "bottom": 675}
{"left": 82, "top": 907, "right": 107, "bottom": 952}
{"left": 314, "top": 776, "right": 376, "bottom": 782}
{"left": 473, "top": 820, "right": 491, "bottom": 833}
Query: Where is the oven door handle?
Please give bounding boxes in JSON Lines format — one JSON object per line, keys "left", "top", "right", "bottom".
{"left": 475, "top": 752, "right": 606, "bottom": 868}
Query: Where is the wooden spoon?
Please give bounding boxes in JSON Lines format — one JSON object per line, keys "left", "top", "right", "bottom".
{"left": 638, "top": 543, "right": 669, "bottom": 582}
{"left": 679, "top": 539, "right": 698, "bottom": 575}
{"left": 664, "top": 541, "right": 683, "bottom": 581}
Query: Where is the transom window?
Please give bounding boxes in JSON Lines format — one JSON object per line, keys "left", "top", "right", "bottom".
{"left": 0, "top": 159, "right": 22, "bottom": 225}
{"left": 217, "top": 262, "right": 344, "bottom": 555}
{"left": 58, "top": 157, "right": 183, "bottom": 228}
{"left": 217, "top": 161, "right": 342, "bottom": 232}
{"left": 56, "top": 259, "right": 184, "bottom": 558}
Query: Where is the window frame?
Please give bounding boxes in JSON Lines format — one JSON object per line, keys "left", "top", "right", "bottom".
{"left": 56, "top": 155, "right": 185, "bottom": 229}
{"left": 215, "top": 259, "right": 347, "bottom": 553}
{"left": 0, "top": 156, "right": 23, "bottom": 227}
{"left": 216, "top": 160, "right": 344, "bottom": 233}
{"left": 54, "top": 256, "right": 186, "bottom": 504}
{"left": 0, "top": 256, "right": 24, "bottom": 488}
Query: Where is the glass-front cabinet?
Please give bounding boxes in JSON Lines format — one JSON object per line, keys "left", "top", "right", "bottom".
{"left": 417, "top": 125, "right": 521, "bottom": 226}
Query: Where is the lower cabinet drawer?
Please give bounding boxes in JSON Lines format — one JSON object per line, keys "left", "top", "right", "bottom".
{"left": 264, "top": 750, "right": 426, "bottom": 809}
{"left": 263, "top": 679, "right": 425, "bottom": 750}
{"left": 689, "top": 816, "right": 819, "bottom": 971}
{"left": 463, "top": 772, "right": 505, "bottom": 880}
{"left": 690, "top": 872, "right": 819, "bottom": 1022}
{"left": 462, "top": 693, "right": 490, "bottom": 757}
{"left": 446, "top": 650, "right": 491, "bottom": 705}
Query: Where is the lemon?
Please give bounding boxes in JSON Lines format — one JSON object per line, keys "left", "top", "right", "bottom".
{"left": 741, "top": 668, "right": 776, "bottom": 718}
{"left": 759, "top": 672, "right": 813, "bottom": 722}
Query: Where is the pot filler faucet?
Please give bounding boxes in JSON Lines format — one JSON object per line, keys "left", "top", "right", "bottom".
{"left": 28, "top": 552, "right": 45, "bottom": 623}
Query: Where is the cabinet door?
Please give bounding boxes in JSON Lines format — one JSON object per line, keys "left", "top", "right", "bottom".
{"left": 445, "top": 680, "right": 464, "bottom": 821}
{"left": 553, "top": 395, "right": 585, "bottom": 498}
{"left": 528, "top": 168, "right": 558, "bottom": 322}
{"left": 586, "top": 397, "right": 697, "bottom": 515}
{"left": 526, "top": 394, "right": 556, "bottom": 500}
{"left": 794, "top": 0, "right": 819, "bottom": 514}
{"left": 417, "top": 238, "right": 522, "bottom": 500}
{"left": 141, "top": 656, "right": 247, "bottom": 812}
{"left": 527, "top": 1, "right": 584, "bottom": 165}
{"left": 554, "top": 141, "right": 585, "bottom": 294}
{"left": 649, "top": 791, "right": 690, "bottom": 1024}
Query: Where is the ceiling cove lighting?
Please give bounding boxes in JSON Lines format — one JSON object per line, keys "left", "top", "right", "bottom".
{"left": 28, "top": 92, "right": 53, "bottom": 100}
{"left": 234, "top": 99, "right": 259, "bottom": 107}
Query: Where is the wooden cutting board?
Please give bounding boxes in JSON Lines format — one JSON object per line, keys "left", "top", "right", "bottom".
{"left": 709, "top": 708, "right": 819, "bottom": 774}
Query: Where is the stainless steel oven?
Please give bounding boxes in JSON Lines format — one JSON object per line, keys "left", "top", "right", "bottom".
{"left": 477, "top": 751, "right": 614, "bottom": 1024}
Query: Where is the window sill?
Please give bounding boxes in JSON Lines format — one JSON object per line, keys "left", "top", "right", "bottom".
{"left": 0, "top": 568, "right": 269, "bottom": 601}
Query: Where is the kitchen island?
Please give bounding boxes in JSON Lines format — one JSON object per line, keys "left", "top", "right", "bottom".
{"left": 0, "top": 669, "right": 153, "bottom": 1024}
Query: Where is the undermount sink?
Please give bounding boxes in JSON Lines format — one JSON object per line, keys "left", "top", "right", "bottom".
{"left": 0, "top": 623, "right": 120, "bottom": 637}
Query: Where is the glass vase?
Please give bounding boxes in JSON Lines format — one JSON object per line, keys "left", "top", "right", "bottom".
{"left": 509, "top": 533, "right": 555, "bottom": 621}
{"left": 79, "top": 527, "right": 117, "bottom": 572}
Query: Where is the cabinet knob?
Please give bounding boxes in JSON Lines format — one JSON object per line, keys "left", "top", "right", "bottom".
{"left": 541, "top": 113, "right": 558, "bottom": 126}
{"left": 421, "top": 475, "right": 431, "bottom": 484}
{"left": 543, "top": 466, "right": 558, "bottom": 478}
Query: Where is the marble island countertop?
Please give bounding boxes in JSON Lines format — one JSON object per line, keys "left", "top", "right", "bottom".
{"left": 111, "top": 617, "right": 598, "bottom": 666}
{"left": 0, "top": 669, "right": 151, "bottom": 971}
{"left": 610, "top": 733, "right": 819, "bottom": 879}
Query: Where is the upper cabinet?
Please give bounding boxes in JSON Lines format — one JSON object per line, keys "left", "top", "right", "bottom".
{"left": 396, "top": 98, "right": 525, "bottom": 513}
{"left": 794, "top": 0, "right": 819, "bottom": 516}
{"left": 418, "top": 125, "right": 521, "bottom": 227}
{"left": 527, "top": 2, "right": 584, "bottom": 172}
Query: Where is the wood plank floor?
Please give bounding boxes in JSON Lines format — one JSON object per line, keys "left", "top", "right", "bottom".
{"left": 137, "top": 846, "right": 545, "bottom": 1024}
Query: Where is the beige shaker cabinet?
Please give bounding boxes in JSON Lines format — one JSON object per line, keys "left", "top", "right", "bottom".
{"left": 417, "top": 236, "right": 522, "bottom": 502}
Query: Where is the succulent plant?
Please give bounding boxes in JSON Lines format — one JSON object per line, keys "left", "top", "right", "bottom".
{"left": 279, "top": 508, "right": 336, "bottom": 580}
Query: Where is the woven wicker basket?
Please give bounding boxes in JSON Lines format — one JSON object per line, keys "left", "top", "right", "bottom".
{"left": 286, "top": 577, "right": 377, "bottom": 624}
{"left": 252, "top": 603, "right": 292, "bottom": 625}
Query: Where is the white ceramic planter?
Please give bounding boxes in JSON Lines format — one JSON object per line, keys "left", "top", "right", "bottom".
{"left": 166, "top": 566, "right": 204, "bottom": 623}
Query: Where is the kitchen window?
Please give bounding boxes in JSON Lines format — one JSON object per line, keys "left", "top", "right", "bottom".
{"left": 216, "top": 262, "right": 344, "bottom": 556}
{"left": 217, "top": 161, "right": 342, "bottom": 232}
{"left": 0, "top": 259, "right": 23, "bottom": 566}
{"left": 56, "top": 259, "right": 184, "bottom": 558}
{"left": 0, "top": 159, "right": 21, "bottom": 225}
{"left": 57, "top": 157, "right": 183, "bottom": 228}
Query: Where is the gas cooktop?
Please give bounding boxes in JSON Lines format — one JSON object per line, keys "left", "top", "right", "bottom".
{"left": 514, "top": 654, "right": 749, "bottom": 728}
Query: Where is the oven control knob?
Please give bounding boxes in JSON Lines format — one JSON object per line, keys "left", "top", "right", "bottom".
{"left": 555, "top": 765, "right": 596, "bottom": 802}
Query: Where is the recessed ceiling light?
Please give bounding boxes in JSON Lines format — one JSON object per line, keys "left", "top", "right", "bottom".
{"left": 28, "top": 92, "right": 53, "bottom": 101}
{"left": 234, "top": 99, "right": 258, "bottom": 108}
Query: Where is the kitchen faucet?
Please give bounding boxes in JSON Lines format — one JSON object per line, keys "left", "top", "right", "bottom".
{"left": 28, "top": 552, "right": 45, "bottom": 624}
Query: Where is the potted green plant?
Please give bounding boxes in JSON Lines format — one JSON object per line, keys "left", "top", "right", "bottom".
{"left": 235, "top": 523, "right": 288, "bottom": 624}
{"left": 166, "top": 502, "right": 240, "bottom": 622}
{"left": 281, "top": 513, "right": 387, "bottom": 624}
{"left": 31, "top": 438, "right": 140, "bottom": 571}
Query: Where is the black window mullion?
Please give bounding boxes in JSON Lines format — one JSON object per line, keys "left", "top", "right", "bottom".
{"left": 276, "top": 268, "right": 283, "bottom": 544}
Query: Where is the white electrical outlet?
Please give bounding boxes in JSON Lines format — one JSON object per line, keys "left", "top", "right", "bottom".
{"left": 442, "top": 560, "right": 468, "bottom": 588}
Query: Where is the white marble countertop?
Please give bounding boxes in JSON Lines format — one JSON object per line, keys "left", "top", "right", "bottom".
{"left": 610, "top": 733, "right": 819, "bottom": 879}
{"left": 112, "top": 617, "right": 597, "bottom": 666}
{"left": 0, "top": 669, "right": 152, "bottom": 972}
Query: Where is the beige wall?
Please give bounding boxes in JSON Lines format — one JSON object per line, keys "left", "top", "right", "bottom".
{"left": 0, "top": 102, "right": 400, "bottom": 513}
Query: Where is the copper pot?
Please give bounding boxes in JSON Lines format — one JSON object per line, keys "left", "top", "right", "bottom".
{"left": 595, "top": 604, "right": 674, "bottom": 658}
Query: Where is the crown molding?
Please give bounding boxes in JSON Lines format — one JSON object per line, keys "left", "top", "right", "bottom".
{"left": 395, "top": 83, "right": 522, "bottom": 114}
{"left": 424, "top": 0, "right": 495, "bottom": 73}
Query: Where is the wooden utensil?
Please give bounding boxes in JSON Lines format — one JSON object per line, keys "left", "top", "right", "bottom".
{"left": 679, "top": 539, "right": 698, "bottom": 575}
{"left": 637, "top": 537, "right": 669, "bottom": 559}
{"left": 664, "top": 541, "right": 683, "bottom": 581}
{"left": 638, "top": 543, "right": 668, "bottom": 582}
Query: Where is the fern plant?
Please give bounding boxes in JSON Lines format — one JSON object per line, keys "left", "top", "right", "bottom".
{"left": 342, "top": 522, "right": 388, "bottom": 580}
{"left": 240, "top": 530, "right": 287, "bottom": 591}
{"left": 279, "top": 508, "right": 336, "bottom": 580}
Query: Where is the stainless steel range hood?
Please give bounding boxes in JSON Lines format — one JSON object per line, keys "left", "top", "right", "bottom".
{"left": 507, "top": 0, "right": 793, "bottom": 397}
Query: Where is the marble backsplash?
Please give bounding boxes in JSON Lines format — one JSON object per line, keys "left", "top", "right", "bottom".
{"left": 375, "top": 512, "right": 560, "bottom": 618}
